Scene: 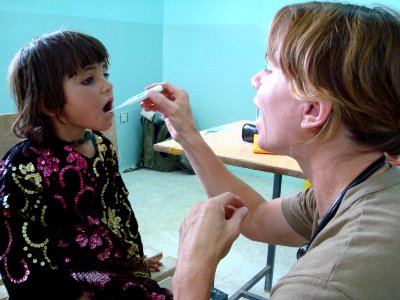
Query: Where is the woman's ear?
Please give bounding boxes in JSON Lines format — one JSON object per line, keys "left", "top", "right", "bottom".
{"left": 301, "top": 101, "right": 332, "bottom": 129}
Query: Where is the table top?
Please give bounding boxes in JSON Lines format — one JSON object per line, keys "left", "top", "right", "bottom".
{"left": 153, "top": 120, "right": 305, "bottom": 179}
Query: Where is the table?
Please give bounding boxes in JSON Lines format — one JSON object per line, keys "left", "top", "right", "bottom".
{"left": 153, "top": 120, "right": 304, "bottom": 300}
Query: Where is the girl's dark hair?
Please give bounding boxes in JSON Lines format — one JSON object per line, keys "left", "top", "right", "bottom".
{"left": 8, "top": 30, "right": 109, "bottom": 146}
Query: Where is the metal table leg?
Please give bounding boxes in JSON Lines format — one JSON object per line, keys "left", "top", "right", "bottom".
{"left": 264, "top": 174, "right": 282, "bottom": 292}
{"left": 229, "top": 174, "right": 282, "bottom": 300}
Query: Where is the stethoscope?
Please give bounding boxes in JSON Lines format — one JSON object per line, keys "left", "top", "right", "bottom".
{"left": 296, "top": 154, "right": 387, "bottom": 259}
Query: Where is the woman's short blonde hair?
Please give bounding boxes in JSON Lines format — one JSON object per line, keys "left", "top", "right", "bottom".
{"left": 268, "top": 2, "right": 400, "bottom": 155}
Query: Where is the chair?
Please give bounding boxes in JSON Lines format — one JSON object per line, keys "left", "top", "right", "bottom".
{"left": 0, "top": 113, "right": 20, "bottom": 159}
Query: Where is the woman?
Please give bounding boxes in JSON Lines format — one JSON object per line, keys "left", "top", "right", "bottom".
{"left": 143, "top": 1, "right": 400, "bottom": 299}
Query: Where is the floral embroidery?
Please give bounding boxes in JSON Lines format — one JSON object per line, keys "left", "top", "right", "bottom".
{"left": 66, "top": 149, "right": 87, "bottom": 170}
{"left": 35, "top": 150, "right": 60, "bottom": 186}
{"left": 89, "top": 233, "right": 103, "bottom": 249}
{"left": 75, "top": 234, "right": 89, "bottom": 248}
{"left": 0, "top": 132, "right": 172, "bottom": 298}
{"left": 105, "top": 207, "right": 122, "bottom": 235}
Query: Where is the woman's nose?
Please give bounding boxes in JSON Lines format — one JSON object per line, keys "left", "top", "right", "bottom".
{"left": 251, "top": 70, "right": 263, "bottom": 90}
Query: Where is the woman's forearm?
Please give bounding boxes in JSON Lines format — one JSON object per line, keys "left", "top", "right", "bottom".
{"left": 179, "top": 132, "right": 266, "bottom": 210}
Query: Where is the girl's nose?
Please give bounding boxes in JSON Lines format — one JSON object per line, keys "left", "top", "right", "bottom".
{"left": 103, "top": 80, "right": 113, "bottom": 93}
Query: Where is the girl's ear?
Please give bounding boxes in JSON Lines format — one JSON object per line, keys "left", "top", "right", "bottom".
{"left": 301, "top": 101, "right": 332, "bottom": 129}
{"left": 42, "top": 110, "right": 55, "bottom": 117}
{"left": 40, "top": 103, "right": 56, "bottom": 117}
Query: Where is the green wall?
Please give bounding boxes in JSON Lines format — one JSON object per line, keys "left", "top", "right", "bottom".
{"left": 0, "top": 0, "right": 163, "bottom": 169}
{"left": 162, "top": 0, "right": 400, "bottom": 131}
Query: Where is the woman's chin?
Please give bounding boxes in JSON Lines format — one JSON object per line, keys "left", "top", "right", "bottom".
{"left": 256, "top": 135, "right": 268, "bottom": 149}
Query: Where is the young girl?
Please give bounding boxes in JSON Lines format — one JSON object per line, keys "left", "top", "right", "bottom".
{"left": 0, "top": 31, "right": 172, "bottom": 299}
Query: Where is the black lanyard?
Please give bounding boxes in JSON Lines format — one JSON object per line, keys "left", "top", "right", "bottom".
{"left": 296, "top": 155, "right": 387, "bottom": 259}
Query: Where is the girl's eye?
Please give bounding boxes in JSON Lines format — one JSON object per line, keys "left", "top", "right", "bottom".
{"left": 104, "top": 72, "right": 110, "bottom": 80}
{"left": 82, "top": 77, "right": 94, "bottom": 85}
{"left": 264, "top": 68, "right": 272, "bottom": 75}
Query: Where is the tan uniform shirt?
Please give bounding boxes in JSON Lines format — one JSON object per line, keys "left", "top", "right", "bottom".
{"left": 272, "top": 165, "right": 400, "bottom": 299}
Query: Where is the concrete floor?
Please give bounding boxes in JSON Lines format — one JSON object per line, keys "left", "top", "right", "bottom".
{"left": 122, "top": 166, "right": 305, "bottom": 298}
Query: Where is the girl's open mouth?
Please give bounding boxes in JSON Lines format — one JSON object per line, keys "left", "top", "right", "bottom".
{"left": 103, "top": 100, "right": 113, "bottom": 113}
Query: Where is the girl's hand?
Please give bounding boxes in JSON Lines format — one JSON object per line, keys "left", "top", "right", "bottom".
{"left": 77, "top": 292, "right": 93, "bottom": 300}
{"left": 144, "top": 256, "right": 163, "bottom": 272}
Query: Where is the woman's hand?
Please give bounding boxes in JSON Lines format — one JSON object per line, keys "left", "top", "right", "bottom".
{"left": 178, "top": 192, "right": 248, "bottom": 265}
{"left": 173, "top": 192, "right": 248, "bottom": 299}
{"left": 141, "top": 82, "right": 198, "bottom": 144}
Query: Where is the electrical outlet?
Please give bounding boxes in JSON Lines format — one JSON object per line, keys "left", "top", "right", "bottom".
{"left": 120, "top": 112, "right": 128, "bottom": 123}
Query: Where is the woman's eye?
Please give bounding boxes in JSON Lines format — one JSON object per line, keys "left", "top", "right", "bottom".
{"left": 264, "top": 68, "right": 272, "bottom": 75}
{"left": 82, "top": 77, "right": 94, "bottom": 85}
{"left": 104, "top": 72, "right": 110, "bottom": 80}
